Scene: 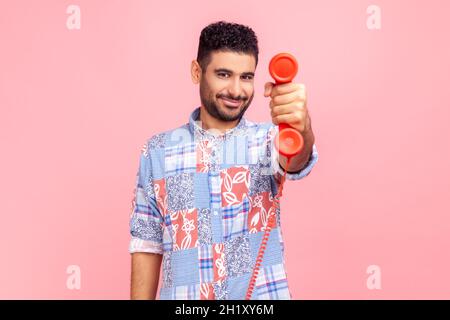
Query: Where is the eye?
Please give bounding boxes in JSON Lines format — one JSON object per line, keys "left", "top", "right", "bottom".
{"left": 241, "top": 75, "right": 254, "bottom": 81}
{"left": 217, "top": 72, "right": 230, "bottom": 78}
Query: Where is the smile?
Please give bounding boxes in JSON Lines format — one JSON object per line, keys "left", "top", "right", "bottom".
{"left": 220, "top": 97, "right": 243, "bottom": 108}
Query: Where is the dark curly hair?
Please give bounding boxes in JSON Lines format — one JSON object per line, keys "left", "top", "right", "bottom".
{"left": 196, "top": 21, "right": 259, "bottom": 73}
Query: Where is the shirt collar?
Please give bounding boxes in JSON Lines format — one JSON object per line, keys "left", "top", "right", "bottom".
{"left": 188, "top": 106, "right": 248, "bottom": 140}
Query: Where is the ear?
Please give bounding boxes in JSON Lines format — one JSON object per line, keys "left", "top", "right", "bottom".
{"left": 191, "top": 60, "right": 202, "bottom": 84}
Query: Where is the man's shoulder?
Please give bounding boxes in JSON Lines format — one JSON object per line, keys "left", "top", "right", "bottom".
{"left": 144, "top": 123, "right": 192, "bottom": 151}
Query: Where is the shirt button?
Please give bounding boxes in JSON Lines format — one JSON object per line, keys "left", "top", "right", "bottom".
{"left": 213, "top": 210, "right": 218, "bottom": 216}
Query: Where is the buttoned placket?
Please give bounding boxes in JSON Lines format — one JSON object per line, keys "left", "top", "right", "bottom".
{"left": 208, "top": 134, "right": 224, "bottom": 244}
{"left": 190, "top": 108, "right": 248, "bottom": 244}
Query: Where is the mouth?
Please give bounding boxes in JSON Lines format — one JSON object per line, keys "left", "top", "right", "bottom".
{"left": 220, "top": 97, "right": 243, "bottom": 109}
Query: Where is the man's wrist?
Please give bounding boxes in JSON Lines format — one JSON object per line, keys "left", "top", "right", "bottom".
{"left": 286, "top": 149, "right": 313, "bottom": 173}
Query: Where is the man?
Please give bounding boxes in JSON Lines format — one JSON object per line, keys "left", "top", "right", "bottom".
{"left": 129, "top": 21, "right": 318, "bottom": 300}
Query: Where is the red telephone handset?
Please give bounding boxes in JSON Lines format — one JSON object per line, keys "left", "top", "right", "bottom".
{"left": 245, "top": 53, "right": 303, "bottom": 300}
{"left": 269, "top": 53, "right": 304, "bottom": 158}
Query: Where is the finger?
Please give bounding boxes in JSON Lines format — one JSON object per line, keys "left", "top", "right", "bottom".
{"left": 271, "top": 83, "right": 304, "bottom": 98}
{"left": 264, "top": 82, "right": 274, "bottom": 97}
{"left": 270, "top": 99, "right": 306, "bottom": 112}
{"left": 272, "top": 89, "right": 306, "bottom": 106}
{"left": 270, "top": 104, "right": 294, "bottom": 117}
{"left": 272, "top": 114, "right": 298, "bottom": 126}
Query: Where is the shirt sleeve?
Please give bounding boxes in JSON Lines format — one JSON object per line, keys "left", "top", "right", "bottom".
{"left": 272, "top": 143, "right": 319, "bottom": 181}
{"left": 267, "top": 124, "right": 319, "bottom": 182}
{"left": 128, "top": 140, "right": 164, "bottom": 255}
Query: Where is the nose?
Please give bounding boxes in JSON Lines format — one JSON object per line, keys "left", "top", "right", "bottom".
{"left": 228, "top": 77, "right": 241, "bottom": 98}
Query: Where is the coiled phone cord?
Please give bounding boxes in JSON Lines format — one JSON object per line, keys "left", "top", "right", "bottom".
{"left": 245, "top": 156, "right": 292, "bottom": 300}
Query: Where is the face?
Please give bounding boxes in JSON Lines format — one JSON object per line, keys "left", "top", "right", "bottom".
{"left": 196, "top": 51, "right": 256, "bottom": 122}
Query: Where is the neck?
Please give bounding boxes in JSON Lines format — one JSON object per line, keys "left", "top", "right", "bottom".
{"left": 199, "top": 106, "right": 240, "bottom": 134}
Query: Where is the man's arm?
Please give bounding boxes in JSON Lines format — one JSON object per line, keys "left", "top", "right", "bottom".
{"left": 130, "top": 252, "right": 162, "bottom": 300}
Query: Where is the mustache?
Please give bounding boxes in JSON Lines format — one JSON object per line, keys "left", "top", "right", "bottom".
{"left": 217, "top": 94, "right": 248, "bottom": 101}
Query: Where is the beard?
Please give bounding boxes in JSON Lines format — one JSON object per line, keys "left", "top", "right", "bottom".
{"left": 199, "top": 78, "right": 254, "bottom": 122}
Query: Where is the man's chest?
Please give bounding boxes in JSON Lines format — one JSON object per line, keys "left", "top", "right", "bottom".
{"left": 151, "top": 138, "right": 278, "bottom": 250}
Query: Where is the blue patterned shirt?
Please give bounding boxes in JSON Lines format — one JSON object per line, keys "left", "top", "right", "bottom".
{"left": 129, "top": 107, "right": 319, "bottom": 300}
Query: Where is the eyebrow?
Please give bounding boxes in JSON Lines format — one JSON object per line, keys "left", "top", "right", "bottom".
{"left": 214, "top": 68, "right": 255, "bottom": 77}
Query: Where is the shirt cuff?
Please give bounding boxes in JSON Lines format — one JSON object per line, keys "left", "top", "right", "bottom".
{"left": 274, "top": 144, "right": 319, "bottom": 181}
{"left": 129, "top": 237, "right": 163, "bottom": 255}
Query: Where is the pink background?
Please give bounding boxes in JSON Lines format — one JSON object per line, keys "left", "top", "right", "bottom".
{"left": 1, "top": 0, "right": 449, "bottom": 299}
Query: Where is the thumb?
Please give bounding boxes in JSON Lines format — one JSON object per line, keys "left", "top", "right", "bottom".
{"left": 264, "top": 82, "right": 274, "bottom": 97}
